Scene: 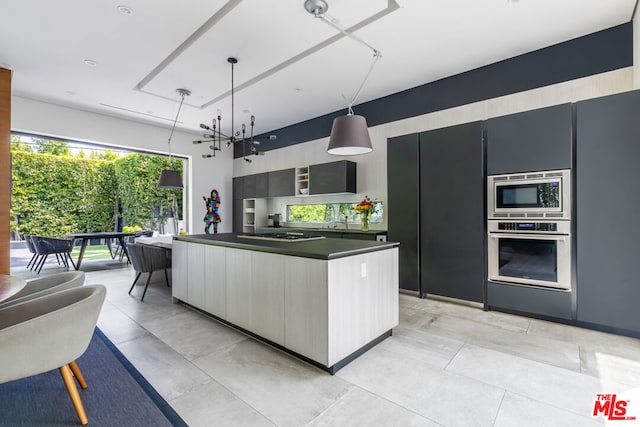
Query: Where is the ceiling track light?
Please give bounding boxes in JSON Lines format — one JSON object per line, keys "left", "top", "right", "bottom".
{"left": 304, "top": 0, "right": 380, "bottom": 155}
{"left": 195, "top": 57, "right": 264, "bottom": 162}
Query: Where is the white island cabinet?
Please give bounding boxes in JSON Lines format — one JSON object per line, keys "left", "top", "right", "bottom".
{"left": 171, "top": 234, "right": 399, "bottom": 373}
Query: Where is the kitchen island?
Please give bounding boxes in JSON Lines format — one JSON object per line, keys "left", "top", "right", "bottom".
{"left": 172, "top": 233, "right": 399, "bottom": 373}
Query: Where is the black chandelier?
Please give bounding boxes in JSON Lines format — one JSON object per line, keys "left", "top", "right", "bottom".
{"left": 193, "top": 57, "right": 264, "bottom": 163}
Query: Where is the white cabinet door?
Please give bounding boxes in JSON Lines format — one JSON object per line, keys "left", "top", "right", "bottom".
{"left": 284, "top": 257, "right": 328, "bottom": 365}
{"left": 171, "top": 240, "right": 188, "bottom": 302}
{"left": 251, "top": 251, "right": 285, "bottom": 345}
{"left": 326, "top": 248, "right": 399, "bottom": 365}
{"left": 225, "top": 247, "right": 252, "bottom": 330}
{"left": 204, "top": 245, "right": 226, "bottom": 319}
{"left": 187, "top": 243, "right": 206, "bottom": 310}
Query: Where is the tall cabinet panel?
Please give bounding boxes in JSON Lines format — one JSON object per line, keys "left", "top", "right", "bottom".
{"left": 575, "top": 90, "right": 640, "bottom": 332}
{"left": 232, "top": 177, "right": 243, "bottom": 233}
{"left": 486, "top": 104, "right": 572, "bottom": 174}
{"left": 420, "top": 122, "right": 485, "bottom": 302}
{"left": 387, "top": 134, "right": 420, "bottom": 292}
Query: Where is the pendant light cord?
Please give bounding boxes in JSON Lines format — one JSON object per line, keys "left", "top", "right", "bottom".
{"left": 167, "top": 92, "right": 187, "bottom": 163}
{"left": 347, "top": 52, "right": 380, "bottom": 114}
{"left": 313, "top": 11, "right": 381, "bottom": 115}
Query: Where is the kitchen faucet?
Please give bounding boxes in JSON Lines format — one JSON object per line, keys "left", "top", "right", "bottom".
{"left": 329, "top": 205, "right": 337, "bottom": 228}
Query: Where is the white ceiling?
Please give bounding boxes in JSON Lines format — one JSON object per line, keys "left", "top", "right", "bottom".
{"left": 0, "top": 0, "right": 636, "bottom": 140}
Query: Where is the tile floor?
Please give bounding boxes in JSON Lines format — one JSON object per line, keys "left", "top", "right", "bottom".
{"left": 10, "top": 256, "right": 640, "bottom": 426}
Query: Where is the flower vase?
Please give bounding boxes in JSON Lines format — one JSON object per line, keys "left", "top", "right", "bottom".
{"left": 361, "top": 213, "right": 369, "bottom": 231}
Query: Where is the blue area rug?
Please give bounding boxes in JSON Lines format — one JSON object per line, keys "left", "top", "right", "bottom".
{"left": 0, "top": 328, "right": 187, "bottom": 426}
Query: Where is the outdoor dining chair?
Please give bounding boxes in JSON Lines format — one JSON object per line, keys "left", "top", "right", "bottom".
{"left": 23, "top": 234, "right": 39, "bottom": 270}
{"left": 30, "top": 236, "right": 75, "bottom": 274}
{"left": 126, "top": 242, "right": 171, "bottom": 302}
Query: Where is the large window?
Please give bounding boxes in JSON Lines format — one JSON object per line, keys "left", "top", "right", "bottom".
{"left": 287, "top": 202, "right": 383, "bottom": 226}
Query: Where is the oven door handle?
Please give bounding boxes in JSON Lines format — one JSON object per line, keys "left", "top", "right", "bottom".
{"left": 489, "top": 233, "right": 569, "bottom": 242}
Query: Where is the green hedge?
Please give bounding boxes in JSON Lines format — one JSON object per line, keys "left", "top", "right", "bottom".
{"left": 11, "top": 151, "right": 182, "bottom": 237}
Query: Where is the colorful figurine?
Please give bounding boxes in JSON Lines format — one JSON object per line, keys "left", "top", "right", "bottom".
{"left": 203, "top": 189, "right": 221, "bottom": 234}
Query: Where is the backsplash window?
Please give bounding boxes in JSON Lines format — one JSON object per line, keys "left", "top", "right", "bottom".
{"left": 286, "top": 202, "right": 383, "bottom": 225}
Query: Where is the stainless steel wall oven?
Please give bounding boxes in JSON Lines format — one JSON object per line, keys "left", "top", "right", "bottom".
{"left": 487, "top": 220, "right": 571, "bottom": 290}
{"left": 487, "top": 169, "right": 572, "bottom": 290}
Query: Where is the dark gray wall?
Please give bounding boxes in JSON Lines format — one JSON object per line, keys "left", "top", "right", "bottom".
{"left": 420, "top": 122, "right": 485, "bottom": 302}
{"left": 387, "top": 134, "right": 421, "bottom": 292}
{"left": 241, "top": 23, "right": 632, "bottom": 157}
{"left": 486, "top": 104, "right": 572, "bottom": 174}
{"left": 575, "top": 89, "right": 640, "bottom": 332}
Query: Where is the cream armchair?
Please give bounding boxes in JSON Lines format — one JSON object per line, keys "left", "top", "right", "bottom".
{"left": 0, "top": 271, "right": 85, "bottom": 308}
{"left": 0, "top": 285, "right": 106, "bottom": 425}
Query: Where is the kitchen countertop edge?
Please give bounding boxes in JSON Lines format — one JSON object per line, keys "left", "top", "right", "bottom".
{"left": 174, "top": 233, "right": 399, "bottom": 260}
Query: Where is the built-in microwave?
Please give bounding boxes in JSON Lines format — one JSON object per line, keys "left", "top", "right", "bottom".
{"left": 488, "top": 169, "right": 571, "bottom": 220}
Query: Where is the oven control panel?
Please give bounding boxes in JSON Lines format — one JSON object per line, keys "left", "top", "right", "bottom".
{"left": 489, "top": 220, "right": 571, "bottom": 235}
{"left": 498, "top": 222, "right": 557, "bottom": 231}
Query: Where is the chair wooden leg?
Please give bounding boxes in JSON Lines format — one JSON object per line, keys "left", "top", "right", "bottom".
{"left": 129, "top": 272, "right": 141, "bottom": 295}
{"left": 69, "top": 360, "right": 87, "bottom": 389}
{"left": 59, "top": 364, "right": 88, "bottom": 425}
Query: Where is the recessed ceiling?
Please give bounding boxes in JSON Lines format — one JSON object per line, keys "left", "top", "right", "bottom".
{"left": 0, "top": 0, "right": 635, "bottom": 138}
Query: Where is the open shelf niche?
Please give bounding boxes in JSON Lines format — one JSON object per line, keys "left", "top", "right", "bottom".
{"left": 295, "top": 166, "right": 309, "bottom": 196}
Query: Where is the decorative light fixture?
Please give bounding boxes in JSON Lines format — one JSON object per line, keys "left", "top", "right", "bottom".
{"left": 193, "top": 57, "right": 264, "bottom": 163}
{"left": 305, "top": 0, "right": 380, "bottom": 155}
{"left": 158, "top": 88, "right": 190, "bottom": 189}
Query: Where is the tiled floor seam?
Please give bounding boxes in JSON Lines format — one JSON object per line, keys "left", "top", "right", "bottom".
{"left": 490, "top": 390, "right": 507, "bottom": 427}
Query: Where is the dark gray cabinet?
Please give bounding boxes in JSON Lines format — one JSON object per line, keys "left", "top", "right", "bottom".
{"left": 387, "top": 134, "right": 420, "bottom": 292}
{"left": 232, "top": 177, "right": 243, "bottom": 233}
{"left": 486, "top": 104, "right": 572, "bottom": 174}
{"left": 243, "top": 174, "right": 256, "bottom": 198}
{"left": 575, "top": 89, "right": 640, "bottom": 332}
{"left": 309, "top": 160, "right": 356, "bottom": 195}
{"left": 255, "top": 172, "right": 269, "bottom": 198}
{"left": 233, "top": 176, "right": 243, "bottom": 200}
{"left": 420, "top": 122, "right": 485, "bottom": 303}
{"left": 268, "top": 168, "right": 295, "bottom": 197}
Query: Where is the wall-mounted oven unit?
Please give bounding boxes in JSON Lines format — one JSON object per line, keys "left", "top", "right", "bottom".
{"left": 487, "top": 220, "right": 571, "bottom": 290}
{"left": 488, "top": 169, "right": 570, "bottom": 220}
{"left": 487, "top": 168, "right": 572, "bottom": 291}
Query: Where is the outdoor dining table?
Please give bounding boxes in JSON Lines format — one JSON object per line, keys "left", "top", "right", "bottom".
{"left": 0, "top": 275, "right": 27, "bottom": 303}
{"left": 64, "top": 231, "right": 138, "bottom": 270}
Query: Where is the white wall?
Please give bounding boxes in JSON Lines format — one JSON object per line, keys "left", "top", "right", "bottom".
{"left": 233, "top": 67, "right": 633, "bottom": 231}
{"left": 11, "top": 96, "right": 235, "bottom": 234}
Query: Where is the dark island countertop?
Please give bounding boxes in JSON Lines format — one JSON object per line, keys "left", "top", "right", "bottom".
{"left": 174, "top": 233, "right": 399, "bottom": 260}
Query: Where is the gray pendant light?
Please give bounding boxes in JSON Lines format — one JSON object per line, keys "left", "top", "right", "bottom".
{"left": 158, "top": 88, "right": 190, "bottom": 189}
{"left": 305, "top": 0, "right": 379, "bottom": 156}
{"left": 327, "top": 114, "right": 373, "bottom": 155}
